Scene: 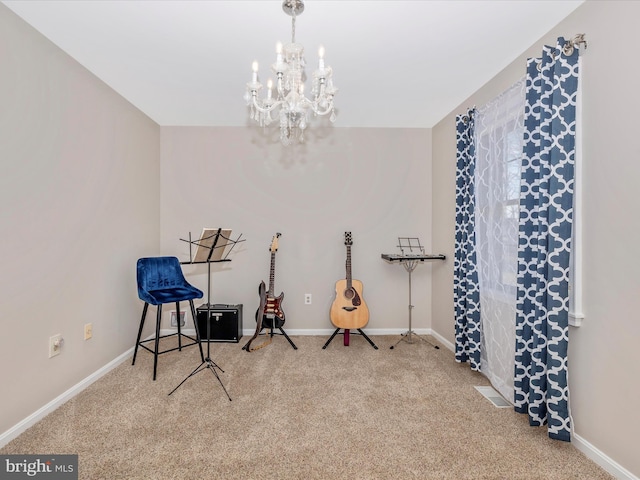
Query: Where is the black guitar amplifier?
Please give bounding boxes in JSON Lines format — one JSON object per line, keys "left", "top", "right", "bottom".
{"left": 196, "top": 304, "right": 243, "bottom": 343}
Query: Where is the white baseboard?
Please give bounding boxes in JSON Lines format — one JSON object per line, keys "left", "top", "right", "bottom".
{"left": 0, "top": 347, "right": 134, "bottom": 449}
{"left": 169, "top": 327, "right": 454, "bottom": 350}
{"left": 572, "top": 432, "right": 638, "bottom": 480}
{"left": 429, "top": 329, "right": 455, "bottom": 352}
{"left": 241, "top": 327, "right": 435, "bottom": 336}
{"left": 163, "top": 327, "right": 437, "bottom": 337}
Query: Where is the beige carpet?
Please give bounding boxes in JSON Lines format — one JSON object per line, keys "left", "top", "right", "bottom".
{"left": 2, "top": 334, "right": 614, "bottom": 479}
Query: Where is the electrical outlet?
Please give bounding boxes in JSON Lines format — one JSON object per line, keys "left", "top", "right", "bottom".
{"left": 84, "top": 323, "right": 93, "bottom": 340}
{"left": 49, "top": 334, "right": 64, "bottom": 358}
{"left": 304, "top": 293, "right": 312, "bottom": 305}
{"left": 170, "top": 311, "right": 186, "bottom": 328}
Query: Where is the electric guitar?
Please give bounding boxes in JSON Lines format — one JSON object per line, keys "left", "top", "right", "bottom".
{"left": 330, "top": 232, "right": 370, "bottom": 330}
{"left": 256, "top": 233, "right": 286, "bottom": 330}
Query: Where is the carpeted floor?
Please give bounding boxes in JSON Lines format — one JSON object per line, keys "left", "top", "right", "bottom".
{"left": 1, "top": 334, "right": 614, "bottom": 479}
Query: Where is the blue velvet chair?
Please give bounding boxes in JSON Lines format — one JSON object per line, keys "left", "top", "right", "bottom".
{"left": 132, "top": 256, "right": 205, "bottom": 380}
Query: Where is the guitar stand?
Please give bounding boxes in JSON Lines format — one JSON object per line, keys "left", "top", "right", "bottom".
{"left": 169, "top": 314, "right": 232, "bottom": 401}
{"left": 322, "top": 328, "right": 378, "bottom": 350}
{"left": 266, "top": 324, "right": 298, "bottom": 350}
{"left": 241, "top": 324, "right": 298, "bottom": 351}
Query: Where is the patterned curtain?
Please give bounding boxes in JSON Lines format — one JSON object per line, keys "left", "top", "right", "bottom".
{"left": 514, "top": 37, "right": 580, "bottom": 442}
{"left": 454, "top": 109, "right": 481, "bottom": 370}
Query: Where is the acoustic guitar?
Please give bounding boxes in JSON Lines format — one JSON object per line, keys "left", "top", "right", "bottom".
{"left": 256, "top": 233, "right": 286, "bottom": 330}
{"left": 330, "top": 232, "right": 370, "bottom": 331}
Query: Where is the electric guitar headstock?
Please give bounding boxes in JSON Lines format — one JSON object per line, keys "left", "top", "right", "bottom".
{"left": 344, "top": 231, "right": 352, "bottom": 246}
{"left": 270, "top": 232, "right": 281, "bottom": 253}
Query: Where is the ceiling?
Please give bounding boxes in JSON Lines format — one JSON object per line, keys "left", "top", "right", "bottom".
{"left": 2, "top": 0, "right": 584, "bottom": 128}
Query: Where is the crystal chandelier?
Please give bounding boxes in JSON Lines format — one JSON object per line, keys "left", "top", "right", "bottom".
{"left": 244, "top": 0, "right": 337, "bottom": 145}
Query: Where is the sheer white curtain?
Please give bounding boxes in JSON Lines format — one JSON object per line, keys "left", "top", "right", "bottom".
{"left": 474, "top": 79, "right": 526, "bottom": 403}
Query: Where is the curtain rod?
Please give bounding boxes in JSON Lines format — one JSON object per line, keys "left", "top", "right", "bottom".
{"left": 563, "top": 33, "right": 587, "bottom": 56}
{"left": 462, "top": 33, "right": 587, "bottom": 121}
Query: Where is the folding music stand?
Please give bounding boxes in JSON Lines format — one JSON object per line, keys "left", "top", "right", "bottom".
{"left": 398, "top": 237, "right": 423, "bottom": 257}
{"left": 168, "top": 228, "right": 243, "bottom": 399}
{"left": 183, "top": 228, "right": 243, "bottom": 309}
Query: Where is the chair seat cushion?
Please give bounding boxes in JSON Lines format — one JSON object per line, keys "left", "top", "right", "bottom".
{"left": 137, "top": 256, "right": 204, "bottom": 305}
{"left": 143, "top": 286, "right": 203, "bottom": 305}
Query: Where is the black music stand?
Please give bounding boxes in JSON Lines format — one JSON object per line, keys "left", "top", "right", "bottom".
{"left": 382, "top": 237, "right": 446, "bottom": 350}
{"left": 169, "top": 228, "right": 243, "bottom": 399}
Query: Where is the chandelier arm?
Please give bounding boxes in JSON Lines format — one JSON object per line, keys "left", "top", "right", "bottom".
{"left": 251, "top": 96, "right": 282, "bottom": 115}
{"left": 308, "top": 100, "right": 335, "bottom": 117}
{"left": 290, "top": 95, "right": 334, "bottom": 117}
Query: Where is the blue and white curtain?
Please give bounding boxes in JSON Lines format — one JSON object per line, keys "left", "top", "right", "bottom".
{"left": 454, "top": 109, "right": 481, "bottom": 371}
{"left": 454, "top": 37, "right": 580, "bottom": 441}
{"left": 513, "top": 38, "right": 579, "bottom": 442}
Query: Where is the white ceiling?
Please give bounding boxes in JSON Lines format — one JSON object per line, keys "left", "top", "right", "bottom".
{"left": 2, "top": 0, "right": 584, "bottom": 128}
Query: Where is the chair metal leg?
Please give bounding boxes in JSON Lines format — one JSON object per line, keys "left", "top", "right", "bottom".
{"left": 132, "top": 303, "right": 149, "bottom": 365}
{"left": 153, "top": 304, "right": 162, "bottom": 381}
{"left": 176, "top": 301, "right": 182, "bottom": 351}
{"left": 133, "top": 298, "right": 204, "bottom": 381}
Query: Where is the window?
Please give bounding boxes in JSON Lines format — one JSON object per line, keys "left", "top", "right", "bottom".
{"left": 473, "top": 79, "right": 526, "bottom": 402}
{"left": 474, "top": 80, "right": 526, "bottom": 300}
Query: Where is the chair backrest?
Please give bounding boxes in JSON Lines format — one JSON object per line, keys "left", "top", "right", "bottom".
{"left": 137, "top": 257, "right": 187, "bottom": 299}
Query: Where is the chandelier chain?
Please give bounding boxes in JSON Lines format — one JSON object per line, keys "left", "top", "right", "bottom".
{"left": 292, "top": 12, "right": 296, "bottom": 43}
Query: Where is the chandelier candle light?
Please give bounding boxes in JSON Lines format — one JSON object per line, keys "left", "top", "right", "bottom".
{"left": 244, "top": 0, "right": 337, "bottom": 145}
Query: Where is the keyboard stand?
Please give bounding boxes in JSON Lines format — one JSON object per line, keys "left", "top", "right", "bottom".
{"left": 381, "top": 252, "right": 446, "bottom": 350}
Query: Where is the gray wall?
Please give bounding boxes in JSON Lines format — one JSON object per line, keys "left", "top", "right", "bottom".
{"left": 432, "top": 1, "right": 640, "bottom": 476}
{"left": 0, "top": 4, "right": 160, "bottom": 435}
{"left": 159, "top": 126, "right": 433, "bottom": 333}
{"left": 0, "top": 2, "right": 434, "bottom": 439}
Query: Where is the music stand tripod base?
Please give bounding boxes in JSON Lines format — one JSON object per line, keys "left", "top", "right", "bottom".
{"left": 169, "top": 313, "right": 232, "bottom": 401}
{"left": 390, "top": 330, "right": 439, "bottom": 350}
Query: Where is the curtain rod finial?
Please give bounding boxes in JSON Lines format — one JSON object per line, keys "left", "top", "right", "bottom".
{"left": 563, "top": 33, "right": 587, "bottom": 56}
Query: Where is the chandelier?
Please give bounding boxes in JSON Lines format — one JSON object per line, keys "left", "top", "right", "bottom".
{"left": 244, "top": 0, "right": 337, "bottom": 145}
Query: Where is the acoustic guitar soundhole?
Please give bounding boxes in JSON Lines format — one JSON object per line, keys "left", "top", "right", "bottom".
{"left": 343, "top": 287, "right": 361, "bottom": 306}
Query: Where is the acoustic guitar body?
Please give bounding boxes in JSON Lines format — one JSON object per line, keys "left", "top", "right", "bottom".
{"left": 330, "top": 278, "right": 369, "bottom": 330}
